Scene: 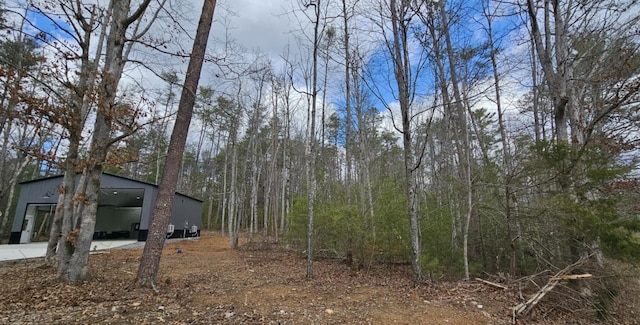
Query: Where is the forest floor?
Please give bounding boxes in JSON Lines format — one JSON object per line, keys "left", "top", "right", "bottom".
{"left": 0, "top": 232, "right": 638, "bottom": 324}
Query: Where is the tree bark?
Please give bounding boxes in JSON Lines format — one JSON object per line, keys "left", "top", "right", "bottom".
{"left": 482, "top": 0, "right": 518, "bottom": 276}
{"left": 306, "top": 3, "right": 319, "bottom": 279}
{"left": 388, "top": 0, "right": 422, "bottom": 281}
{"left": 526, "top": 0, "right": 570, "bottom": 143}
{"left": 58, "top": 0, "right": 131, "bottom": 281}
{"left": 341, "top": 0, "right": 353, "bottom": 266}
{"left": 228, "top": 140, "right": 239, "bottom": 248}
{"left": 220, "top": 136, "right": 228, "bottom": 235}
{"left": 136, "top": 0, "right": 217, "bottom": 288}
{"left": 437, "top": 2, "right": 474, "bottom": 280}
{"left": 44, "top": 0, "right": 101, "bottom": 266}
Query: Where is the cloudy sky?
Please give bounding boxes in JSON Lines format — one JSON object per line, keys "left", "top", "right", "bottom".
{"left": 3, "top": 0, "right": 532, "bottom": 139}
{"left": 222, "top": 0, "right": 294, "bottom": 56}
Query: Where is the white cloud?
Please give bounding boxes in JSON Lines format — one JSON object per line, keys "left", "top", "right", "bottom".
{"left": 222, "top": 0, "right": 293, "bottom": 56}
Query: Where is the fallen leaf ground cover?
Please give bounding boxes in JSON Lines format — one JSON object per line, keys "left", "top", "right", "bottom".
{"left": 0, "top": 232, "right": 637, "bottom": 324}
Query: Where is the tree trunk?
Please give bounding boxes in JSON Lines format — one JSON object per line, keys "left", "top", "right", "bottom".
{"left": 341, "top": 0, "right": 354, "bottom": 266}
{"left": 280, "top": 90, "right": 291, "bottom": 236}
{"left": 135, "top": 0, "right": 217, "bottom": 288}
{"left": 482, "top": 0, "right": 518, "bottom": 276}
{"left": 268, "top": 84, "right": 280, "bottom": 241}
{"left": 388, "top": 0, "right": 422, "bottom": 281}
{"left": 228, "top": 141, "right": 239, "bottom": 248}
{"left": 44, "top": 1, "right": 99, "bottom": 266}
{"left": 45, "top": 151, "right": 76, "bottom": 266}
{"left": 0, "top": 156, "right": 31, "bottom": 237}
{"left": 435, "top": 1, "right": 474, "bottom": 280}
{"left": 352, "top": 51, "right": 375, "bottom": 240}
{"left": 54, "top": 0, "right": 156, "bottom": 282}
{"left": 59, "top": 168, "right": 101, "bottom": 282}
{"left": 526, "top": 0, "right": 570, "bottom": 143}
{"left": 221, "top": 138, "right": 228, "bottom": 235}
{"left": 304, "top": 0, "right": 322, "bottom": 280}
{"left": 206, "top": 132, "right": 220, "bottom": 229}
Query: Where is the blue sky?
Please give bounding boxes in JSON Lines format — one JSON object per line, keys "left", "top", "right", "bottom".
{"left": 23, "top": 7, "right": 74, "bottom": 44}
{"left": 8, "top": 0, "right": 529, "bottom": 141}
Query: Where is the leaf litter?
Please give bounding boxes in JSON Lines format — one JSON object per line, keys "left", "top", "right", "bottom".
{"left": 0, "top": 232, "right": 637, "bottom": 324}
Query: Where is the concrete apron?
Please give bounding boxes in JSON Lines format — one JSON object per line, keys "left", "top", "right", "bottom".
{"left": 0, "top": 240, "right": 137, "bottom": 262}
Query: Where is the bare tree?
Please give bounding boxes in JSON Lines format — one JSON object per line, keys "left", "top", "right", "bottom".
{"left": 341, "top": 0, "right": 354, "bottom": 265}
{"left": 479, "top": 0, "right": 520, "bottom": 276}
{"left": 293, "top": 0, "right": 328, "bottom": 279}
{"left": 0, "top": 33, "right": 53, "bottom": 238}
{"left": 57, "top": 0, "right": 164, "bottom": 282}
{"left": 245, "top": 60, "right": 269, "bottom": 239}
{"left": 153, "top": 71, "right": 181, "bottom": 184}
{"left": 435, "top": 1, "right": 474, "bottom": 281}
{"left": 370, "top": 0, "right": 426, "bottom": 281}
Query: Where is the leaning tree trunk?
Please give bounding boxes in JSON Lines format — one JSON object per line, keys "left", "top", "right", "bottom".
{"left": 135, "top": 0, "right": 217, "bottom": 288}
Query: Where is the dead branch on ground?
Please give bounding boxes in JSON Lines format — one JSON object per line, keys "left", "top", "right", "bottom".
{"left": 512, "top": 255, "right": 592, "bottom": 323}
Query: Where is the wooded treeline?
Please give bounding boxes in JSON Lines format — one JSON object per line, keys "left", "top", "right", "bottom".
{"left": 0, "top": 0, "right": 639, "bottom": 287}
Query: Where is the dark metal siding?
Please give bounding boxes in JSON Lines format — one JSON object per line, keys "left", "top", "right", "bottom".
{"left": 9, "top": 173, "right": 202, "bottom": 243}
{"left": 10, "top": 176, "right": 63, "bottom": 236}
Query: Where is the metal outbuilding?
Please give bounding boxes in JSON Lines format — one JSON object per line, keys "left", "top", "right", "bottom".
{"left": 8, "top": 173, "right": 202, "bottom": 244}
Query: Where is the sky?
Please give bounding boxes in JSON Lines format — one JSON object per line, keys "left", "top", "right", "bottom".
{"left": 1, "top": 0, "right": 562, "bottom": 144}
{"left": 6, "top": 0, "right": 639, "bottom": 165}
{"left": 2, "top": 0, "right": 520, "bottom": 143}
{"left": 222, "top": 0, "right": 293, "bottom": 57}
{"left": 3, "top": 0, "right": 639, "bottom": 160}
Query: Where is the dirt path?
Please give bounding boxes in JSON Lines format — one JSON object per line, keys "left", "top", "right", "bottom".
{"left": 0, "top": 233, "right": 509, "bottom": 324}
